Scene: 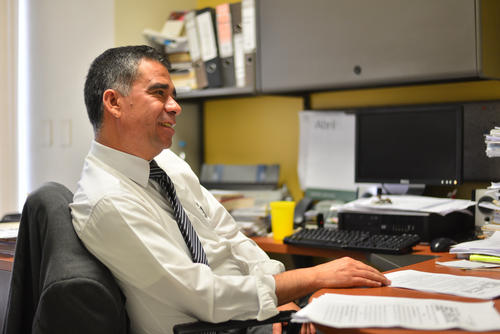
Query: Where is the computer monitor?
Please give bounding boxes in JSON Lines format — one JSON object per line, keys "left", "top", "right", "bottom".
{"left": 355, "top": 104, "right": 463, "bottom": 186}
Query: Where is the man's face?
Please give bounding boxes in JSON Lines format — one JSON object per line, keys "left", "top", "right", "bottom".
{"left": 118, "top": 59, "right": 181, "bottom": 160}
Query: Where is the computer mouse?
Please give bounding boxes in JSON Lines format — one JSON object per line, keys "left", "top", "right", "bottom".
{"left": 430, "top": 237, "right": 457, "bottom": 252}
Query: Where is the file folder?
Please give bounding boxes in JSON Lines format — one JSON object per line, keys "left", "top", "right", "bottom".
{"left": 185, "top": 10, "right": 208, "bottom": 89}
{"left": 216, "top": 3, "right": 236, "bottom": 87}
{"left": 230, "top": 2, "right": 246, "bottom": 88}
{"left": 196, "top": 7, "right": 223, "bottom": 88}
{"left": 242, "top": 0, "right": 256, "bottom": 88}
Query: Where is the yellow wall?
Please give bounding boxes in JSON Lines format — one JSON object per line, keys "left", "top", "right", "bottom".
{"left": 310, "top": 81, "right": 500, "bottom": 109}
{"left": 199, "top": 1, "right": 500, "bottom": 201}
{"left": 204, "top": 96, "right": 304, "bottom": 199}
{"left": 198, "top": 0, "right": 240, "bottom": 8}
{"left": 115, "top": 0, "right": 196, "bottom": 46}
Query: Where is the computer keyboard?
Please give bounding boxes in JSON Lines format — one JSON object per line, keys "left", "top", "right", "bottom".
{"left": 283, "top": 228, "right": 421, "bottom": 254}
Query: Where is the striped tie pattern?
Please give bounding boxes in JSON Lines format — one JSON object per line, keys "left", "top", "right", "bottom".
{"left": 149, "top": 160, "right": 209, "bottom": 266}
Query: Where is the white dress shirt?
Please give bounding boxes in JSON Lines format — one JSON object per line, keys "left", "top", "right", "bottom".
{"left": 71, "top": 141, "right": 284, "bottom": 334}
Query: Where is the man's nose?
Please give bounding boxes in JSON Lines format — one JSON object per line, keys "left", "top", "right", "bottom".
{"left": 166, "top": 96, "right": 182, "bottom": 115}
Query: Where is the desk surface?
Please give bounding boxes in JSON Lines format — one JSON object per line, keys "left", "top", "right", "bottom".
{"left": 0, "top": 255, "right": 12, "bottom": 272}
{"left": 311, "top": 251, "right": 500, "bottom": 334}
{"left": 252, "top": 236, "right": 500, "bottom": 334}
{"left": 251, "top": 236, "right": 436, "bottom": 259}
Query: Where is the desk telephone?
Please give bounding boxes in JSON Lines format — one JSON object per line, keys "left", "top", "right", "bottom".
{"left": 293, "top": 197, "right": 315, "bottom": 226}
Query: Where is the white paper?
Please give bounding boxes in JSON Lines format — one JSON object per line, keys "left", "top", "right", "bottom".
{"left": 293, "top": 293, "right": 500, "bottom": 331}
{"left": 0, "top": 222, "right": 19, "bottom": 239}
{"left": 478, "top": 201, "right": 500, "bottom": 210}
{"left": 341, "top": 195, "right": 475, "bottom": 216}
{"left": 386, "top": 269, "right": 500, "bottom": 299}
{"left": 298, "top": 111, "right": 356, "bottom": 191}
{"left": 489, "top": 182, "right": 500, "bottom": 189}
{"left": 450, "top": 231, "right": 500, "bottom": 256}
{"left": 436, "top": 259, "right": 500, "bottom": 269}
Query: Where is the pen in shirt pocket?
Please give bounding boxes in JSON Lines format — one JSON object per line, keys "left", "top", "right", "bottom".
{"left": 195, "top": 202, "right": 209, "bottom": 219}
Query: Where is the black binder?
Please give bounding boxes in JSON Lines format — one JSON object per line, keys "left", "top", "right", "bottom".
{"left": 216, "top": 3, "right": 236, "bottom": 87}
{"left": 196, "top": 7, "right": 223, "bottom": 88}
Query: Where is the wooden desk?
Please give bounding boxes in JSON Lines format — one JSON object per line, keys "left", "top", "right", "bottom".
{"left": 311, "top": 251, "right": 500, "bottom": 334}
{"left": 0, "top": 255, "right": 13, "bottom": 272}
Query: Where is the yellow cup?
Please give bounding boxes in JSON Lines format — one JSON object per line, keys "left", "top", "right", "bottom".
{"left": 270, "top": 201, "right": 295, "bottom": 241}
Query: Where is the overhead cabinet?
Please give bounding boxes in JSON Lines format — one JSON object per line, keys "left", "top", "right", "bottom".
{"left": 257, "top": 0, "right": 500, "bottom": 93}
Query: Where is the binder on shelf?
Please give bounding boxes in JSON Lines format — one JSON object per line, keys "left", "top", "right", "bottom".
{"left": 216, "top": 3, "right": 236, "bottom": 87}
{"left": 242, "top": 0, "right": 256, "bottom": 88}
{"left": 196, "top": 7, "right": 223, "bottom": 88}
{"left": 185, "top": 10, "right": 208, "bottom": 89}
{"left": 230, "top": 2, "right": 246, "bottom": 88}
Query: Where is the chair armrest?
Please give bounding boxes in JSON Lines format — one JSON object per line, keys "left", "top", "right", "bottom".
{"left": 173, "top": 310, "right": 295, "bottom": 334}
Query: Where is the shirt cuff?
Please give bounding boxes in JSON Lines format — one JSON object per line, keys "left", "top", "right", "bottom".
{"left": 255, "top": 274, "right": 280, "bottom": 320}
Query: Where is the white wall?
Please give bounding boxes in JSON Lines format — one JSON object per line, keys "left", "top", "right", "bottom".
{"left": 27, "top": 0, "right": 114, "bottom": 195}
{"left": 0, "top": 0, "right": 18, "bottom": 216}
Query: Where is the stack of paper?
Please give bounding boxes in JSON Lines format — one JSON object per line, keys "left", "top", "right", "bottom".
{"left": 209, "top": 188, "right": 285, "bottom": 237}
{"left": 143, "top": 11, "right": 197, "bottom": 93}
{"left": 450, "top": 231, "right": 500, "bottom": 262}
{"left": 485, "top": 127, "right": 500, "bottom": 157}
{"left": 478, "top": 183, "right": 500, "bottom": 235}
{"left": 340, "top": 195, "right": 475, "bottom": 216}
{"left": 292, "top": 293, "right": 500, "bottom": 331}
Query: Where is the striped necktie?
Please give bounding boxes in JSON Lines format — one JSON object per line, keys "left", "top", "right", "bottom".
{"left": 149, "top": 160, "right": 209, "bottom": 266}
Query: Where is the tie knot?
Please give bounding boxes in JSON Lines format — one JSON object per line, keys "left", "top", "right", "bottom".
{"left": 149, "top": 159, "right": 159, "bottom": 170}
{"left": 149, "top": 160, "right": 164, "bottom": 180}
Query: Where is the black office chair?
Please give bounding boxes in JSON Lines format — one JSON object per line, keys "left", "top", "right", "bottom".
{"left": 2, "top": 182, "right": 129, "bottom": 334}
{"left": 2, "top": 182, "right": 296, "bottom": 334}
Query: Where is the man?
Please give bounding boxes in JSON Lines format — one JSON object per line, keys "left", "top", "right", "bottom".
{"left": 71, "top": 45, "right": 390, "bottom": 334}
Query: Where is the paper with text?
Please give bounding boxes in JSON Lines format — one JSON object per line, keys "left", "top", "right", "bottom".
{"left": 386, "top": 269, "right": 500, "bottom": 299}
{"left": 292, "top": 293, "right": 500, "bottom": 331}
{"left": 298, "top": 110, "right": 356, "bottom": 191}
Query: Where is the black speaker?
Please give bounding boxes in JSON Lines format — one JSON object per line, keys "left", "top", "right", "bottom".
{"left": 463, "top": 102, "right": 500, "bottom": 182}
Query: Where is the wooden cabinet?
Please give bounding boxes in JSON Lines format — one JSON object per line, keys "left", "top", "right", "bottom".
{"left": 257, "top": 0, "right": 500, "bottom": 93}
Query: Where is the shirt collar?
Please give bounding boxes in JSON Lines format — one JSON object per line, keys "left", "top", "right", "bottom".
{"left": 90, "top": 140, "right": 151, "bottom": 187}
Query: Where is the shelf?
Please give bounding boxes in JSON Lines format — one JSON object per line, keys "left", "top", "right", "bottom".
{"left": 177, "top": 86, "right": 255, "bottom": 101}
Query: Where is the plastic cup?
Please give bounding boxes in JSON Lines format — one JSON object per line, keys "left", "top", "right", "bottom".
{"left": 270, "top": 201, "right": 296, "bottom": 241}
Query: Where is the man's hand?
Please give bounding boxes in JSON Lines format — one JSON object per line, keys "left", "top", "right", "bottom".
{"left": 312, "top": 257, "right": 391, "bottom": 289}
{"left": 272, "top": 302, "right": 315, "bottom": 334}
{"left": 274, "top": 257, "right": 390, "bottom": 305}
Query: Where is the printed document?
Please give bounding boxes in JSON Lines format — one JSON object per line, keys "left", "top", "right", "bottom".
{"left": 386, "top": 269, "right": 500, "bottom": 299}
{"left": 292, "top": 293, "right": 500, "bottom": 331}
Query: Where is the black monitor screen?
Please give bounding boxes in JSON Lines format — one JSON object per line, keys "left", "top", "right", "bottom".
{"left": 355, "top": 105, "right": 463, "bottom": 186}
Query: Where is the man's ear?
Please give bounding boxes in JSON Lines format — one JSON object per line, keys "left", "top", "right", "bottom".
{"left": 102, "top": 89, "right": 122, "bottom": 119}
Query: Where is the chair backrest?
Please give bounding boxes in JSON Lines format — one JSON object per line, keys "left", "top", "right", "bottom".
{"left": 2, "top": 182, "right": 129, "bottom": 334}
